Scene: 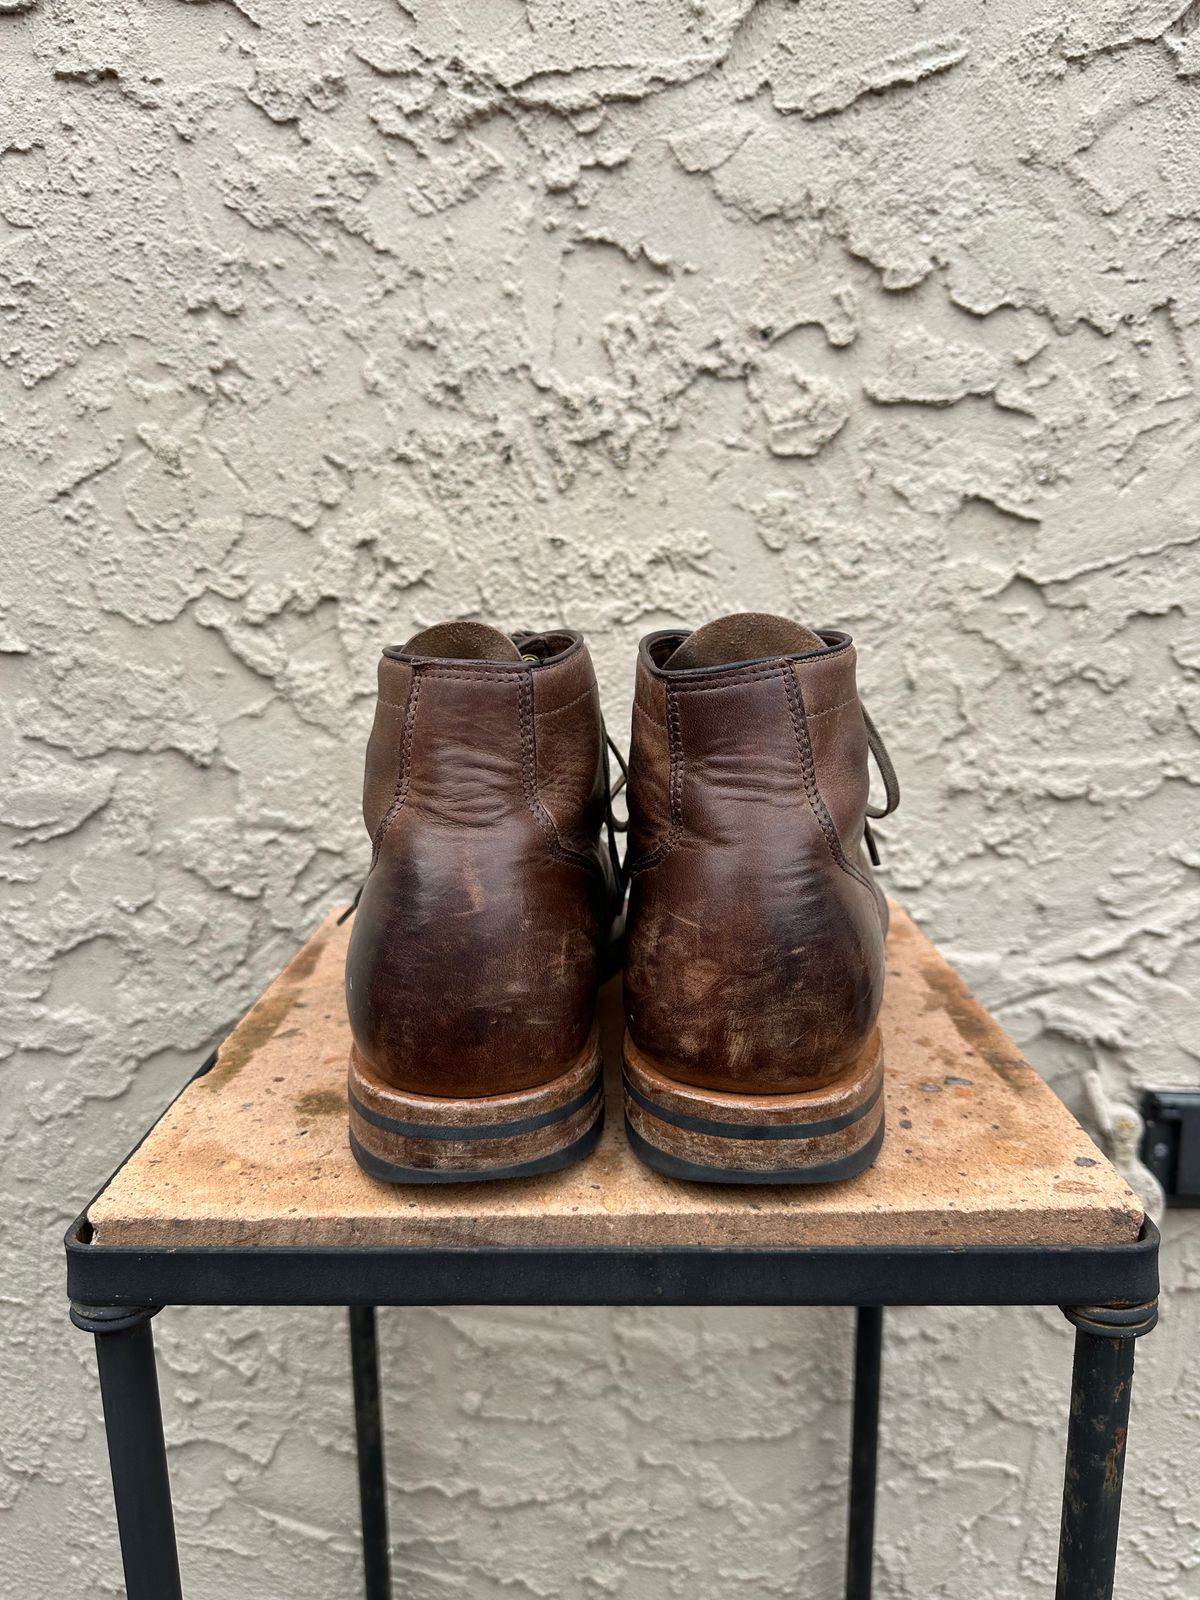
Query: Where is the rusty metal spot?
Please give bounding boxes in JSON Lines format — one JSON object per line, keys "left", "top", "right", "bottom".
{"left": 1104, "top": 1426, "right": 1127, "bottom": 1492}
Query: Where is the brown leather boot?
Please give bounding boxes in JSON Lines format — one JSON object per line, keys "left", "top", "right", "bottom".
{"left": 621, "top": 613, "right": 898, "bottom": 1184}
{"left": 345, "top": 621, "right": 623, "bottom": 1183}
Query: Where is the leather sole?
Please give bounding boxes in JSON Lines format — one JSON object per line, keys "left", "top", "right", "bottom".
{"left": 347, "top": 1025, "right": 603, "bottom": 1184}
{"left": 622, "top": 1031, "right": 884, "bottom": 1185}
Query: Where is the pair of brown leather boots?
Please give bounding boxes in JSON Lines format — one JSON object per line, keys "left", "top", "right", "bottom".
{"left": 344, "top": 613, "right": 897, "bottom": 1187}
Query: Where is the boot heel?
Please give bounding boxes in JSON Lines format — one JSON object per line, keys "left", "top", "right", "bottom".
{"left": 349, "top": 1027, "right": 603, "bottom": 1184}
{"left": 622, "top": 1032, "right": 884, "bottom": 1185}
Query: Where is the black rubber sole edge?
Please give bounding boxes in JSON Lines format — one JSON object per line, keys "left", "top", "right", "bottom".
{"left": 624, "top": 1116, "right": 885, "bottom": 1186}
{"left": 349, "top": 1104, "right": 605, "bottom": 1186}
{"left": 349, "top": 1076, "right": 601, "bottom": 1143}
{"left": 622, "top": 1073, "right": 882, "bottom": 1142}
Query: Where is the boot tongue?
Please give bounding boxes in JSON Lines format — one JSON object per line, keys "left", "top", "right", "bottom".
{"left": 401, "top": 620, "right": 522, "bottom": 662}
{"left": 664, "top": 612, "right": 825, "bottom": 669}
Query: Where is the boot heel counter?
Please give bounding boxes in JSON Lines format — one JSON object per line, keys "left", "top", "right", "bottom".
{"left": 625, "top": 856, "right": 884, "bottom": 1094}
{"left": 624, "top": 646, "right": 887, "bottom": 1095}
{"left": 347, "top": 826, "right": 603, "bottom": 1098}
{"left": 348, "top": 644, "right": 610, "bottom": 1100}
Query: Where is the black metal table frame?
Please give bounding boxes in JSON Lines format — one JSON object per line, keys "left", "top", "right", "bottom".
{"left": 67, "top": 1192, "right": 1159, "bottom": 1600}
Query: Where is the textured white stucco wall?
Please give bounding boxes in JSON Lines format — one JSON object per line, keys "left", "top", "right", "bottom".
{"left": 3, "top": 1, "right": 1199, "bottom": 1595}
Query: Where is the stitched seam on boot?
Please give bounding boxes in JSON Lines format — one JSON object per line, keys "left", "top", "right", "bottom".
{"left": 646, "top": 638, "right": 853, "bottom": 693}
{"left": 785, "top": 664, "right": 874, "bottom": 893}
{"left": 370, "top": 668, "right": 422, "bottom": 868}
{"left": 533, "top": 682, "right": 596, "bottom": 719}
{"left": 632, "top": 697, "right": 667, "bottom": 729}
{"left": 416, "top": 667, "right": 525, "bottom": 682}
{"left": 520, "top": 673, "right": 607, "bottom": 876}
{"left": 803, "top": 696, "right": 860, "bottom": 721}
{"left": 626, "top": 680, "right": 683, "bottom": 876}
{"left": 661, "top": 666, "right": 795, "bottom": 692}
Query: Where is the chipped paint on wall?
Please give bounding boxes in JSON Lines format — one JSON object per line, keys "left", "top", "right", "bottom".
{"left": 1, "top": 2, "right": 1198, "bottom": 1596}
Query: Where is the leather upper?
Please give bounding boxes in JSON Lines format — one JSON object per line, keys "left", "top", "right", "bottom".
{"left": 346, "top": 630, "right": 619, "bottom": 1097}
{"left": 623, "top": 627, "right": 889, "bottom": 1095}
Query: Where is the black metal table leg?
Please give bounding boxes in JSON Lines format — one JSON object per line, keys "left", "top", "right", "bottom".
{"left": 845, "top": 1304, "right": 883, "bottom": 1600}
{"left": 349, "top": 1306, "right": 392, "bottom": 1600}
{"left": 71, "top": 1303, "right": 183, "bottom": 1600}
{"left": 1056, "top": 1299, "right": 1159, "bottom": 1600}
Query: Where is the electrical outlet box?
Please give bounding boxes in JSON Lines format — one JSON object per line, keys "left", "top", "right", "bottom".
{"left": 1140, "top": 1090, "right": 1200, "bottom": 1206}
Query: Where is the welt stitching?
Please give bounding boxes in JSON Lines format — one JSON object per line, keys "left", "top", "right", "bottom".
{"left": 370, "top": 669, "right": 421, "bottom": 868}
{"left": 627, "top": 681, "right": 683, "bottom": 876}
{"left": 785, "top": 665, "right": 873, "bottom": 893}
